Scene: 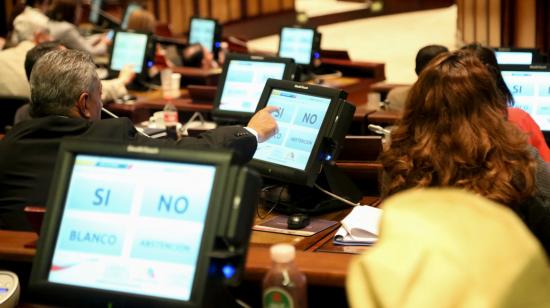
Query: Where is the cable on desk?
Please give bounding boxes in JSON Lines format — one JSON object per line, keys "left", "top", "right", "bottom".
{"left": 256, "top": 185, "right": 285, "bottom": 219}
{"left": 314, "top": 183, "right": 364, "bottom": 207}
{"left": 138, "top": 80, "right": 161, "bottom": 90}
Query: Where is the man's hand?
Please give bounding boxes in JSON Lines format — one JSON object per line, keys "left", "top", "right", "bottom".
{"left": 247, "top": 106, "right": 279, "bottom": 143}
{"left": 117, "top": 65, "right": 136, "bottom": 86}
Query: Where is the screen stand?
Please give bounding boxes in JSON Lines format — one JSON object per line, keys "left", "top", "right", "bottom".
{"left": 203, "top": 279, "right": 240, "bottom": 307}
{"left": 261, "top": 163, "right": 362, "bottom": 215}
{"left": 127, "top": 77, "right": 152, "bottom": 92}
{"left": 295, "top": 65, "right": 315, "bottom": 82}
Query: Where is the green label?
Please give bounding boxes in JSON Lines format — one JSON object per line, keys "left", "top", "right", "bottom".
{"left": 263, "top": 287, "right": 294, "bottom": 308}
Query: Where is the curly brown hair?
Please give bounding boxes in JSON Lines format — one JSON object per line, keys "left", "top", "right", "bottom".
{"left": 380, "top": 50, "right": 536, "bottom": 207}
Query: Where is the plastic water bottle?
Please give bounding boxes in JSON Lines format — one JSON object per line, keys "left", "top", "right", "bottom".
{"left": 163, "top": 103, "right": 178, "bottom": 140}
{"left": 263, "top": 244, "right": 307, "bottom": 308}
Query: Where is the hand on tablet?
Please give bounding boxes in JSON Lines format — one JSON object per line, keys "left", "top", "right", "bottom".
{"left": 117, "top": 65, "right": 136, "bottom": 86}
{"left": 247, "top": 106, "right": 279, "bottom": 143}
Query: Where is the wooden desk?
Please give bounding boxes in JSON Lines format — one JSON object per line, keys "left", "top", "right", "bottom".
{"left": 367, "top": 110, "right": 401, "bottom": 125}
{"left": 320, "top": 59, "right": 386, "bottom": 83}
{"left": 104, "top": 89, "right": 212, "bottom": 123}
{"left": 107, "top": 85, "right": 377, "bottom": 133}
{"left": 246, "top": 196, "right": 378, "bottom": 287}
{"left": 0, "top": 231, "right": 37, "bottom": 262}
{"left": 369, "top": 81, "right": 410, "bottom": 102}
{"left": 171, "top": 67, "right": 222, "bottom": 86}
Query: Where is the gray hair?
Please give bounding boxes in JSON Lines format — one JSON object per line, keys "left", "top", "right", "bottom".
{"left": 30, "top": 49, "right": 98, "bottom": 117}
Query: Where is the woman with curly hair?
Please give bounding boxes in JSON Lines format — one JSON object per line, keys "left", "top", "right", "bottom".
{"left": 380, "top": 50, "right": 550, "bottom": 254}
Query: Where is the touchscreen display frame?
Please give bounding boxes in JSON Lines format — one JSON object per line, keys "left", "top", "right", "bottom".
{"left": 500, "top": 64, "right": 550, "bottom": 132}
{"left": 108, "top": 31, "right": 153, "bottom": 76}
{"left": 212, "top": 53, "right": 295, "bottom": 123}
{"left": 188, "top": 17, "right": 220, "bottom": 54}
{"left": 249, "top": 79, "right": 345, "bottom": 186}
{"left": 494, "top": 47, "right": 537, "bottom": 65}
{"left": 278, "top": 26, "right": 317, "bottom": 66}
{"left": 29, "top": 141, "right": 233, "bottom": 308}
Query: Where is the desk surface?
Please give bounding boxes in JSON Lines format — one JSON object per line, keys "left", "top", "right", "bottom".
{"left": 367, "top": 110, "right": 401, "bottom": 125}
{"left": 107, "top": 84, "right": 377, "bottom": 131}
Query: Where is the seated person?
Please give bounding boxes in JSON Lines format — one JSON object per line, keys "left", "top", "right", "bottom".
{"left": 126, "top": 8, "right": 156, "bottom": 34}
{"left": 9, "top": 0, "right": 50, "bottom": 46}
{"left": 13, "top": 41, "right": 136, "bottom": 124}
{"left": 0, "top": 27, "right": 51, "bottom": 98}
{"left": 47, "top": 0, "right": 109, "bottom": 56}
{"left": 0, "top": 49, "right": 278, "bottom": 230}
{"left": 26, "top": 41, "right": 135, "bottom": 102}
{"left": 380, "top": 50, "right": 550, "bottom": 254}
{"left": 347, "top": 189, "right": 550, "bottom": 307}
{"left": 461, "top": 43, "right": 550, "bottom": 162}
{"left": 126, "top": 8, "right": 220, "bottom": 70}
{"left": 125, "top": 8, "right": 175, "bottom": 70}
{"left": 182, "top": 43, "right": 218, "bottom": 70}
{"left": 384, "top": 44, "right": 448, "bottom": 112}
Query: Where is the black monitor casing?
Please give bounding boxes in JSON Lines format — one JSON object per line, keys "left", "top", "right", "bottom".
{"left": 494, "top": 47, "right": 540, "bottom": 65}
{"left": 249, "top": 79, "right": 355, "bottom": 187}
{"left": 107, "top": 30, "right": 155, "bottom": 79}
{"left": 28, "top": 140, "right": 261, "bottom": 307}
{"left": 188, "top": 17, "right": 222, "bottom": 59}
{"left": 212, "top": 53, "right": 295, "bottom": 124}
{"left": 278, "top": 26, "right": 322, "bottom": 67}
{"left": 500, "top": 63, "right": 550, "bottom": 138}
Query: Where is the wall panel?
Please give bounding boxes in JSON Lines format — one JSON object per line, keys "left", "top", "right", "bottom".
{"left": 457, "top": 0, "right": 545, "bottom": 49}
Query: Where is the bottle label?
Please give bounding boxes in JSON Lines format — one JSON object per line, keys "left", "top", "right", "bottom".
{"left": 163, "top": 111, "right": 178, "bottom": 125}
{"left": 263, "top": 287, "right": 294, "bottom": 308}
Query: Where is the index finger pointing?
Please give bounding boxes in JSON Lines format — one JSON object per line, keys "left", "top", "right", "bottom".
{"left": 263, "top": 105, "right": 280, "bottom": 113}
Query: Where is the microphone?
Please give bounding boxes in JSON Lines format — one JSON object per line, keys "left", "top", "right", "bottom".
{"left": 367, "top": 124, "right": 390, "bottom": 135}
{"left": 101, "top": 107, "right": 151, "bottom": 138}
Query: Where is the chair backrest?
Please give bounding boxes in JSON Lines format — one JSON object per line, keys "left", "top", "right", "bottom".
{"left": 0, "top": 96, "right": 29, "bottom": 133}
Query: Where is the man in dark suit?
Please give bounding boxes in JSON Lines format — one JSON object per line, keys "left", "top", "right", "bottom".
{"left": 0, "top": 49, "right": 278, "bottom": 230}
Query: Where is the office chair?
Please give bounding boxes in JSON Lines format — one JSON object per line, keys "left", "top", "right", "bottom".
{"left": 0, "top": 96, "right": 29, "bottom": 133}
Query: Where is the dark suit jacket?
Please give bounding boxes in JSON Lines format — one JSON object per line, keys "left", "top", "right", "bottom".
{"left": 0, "top": 116, "right": 257, "bottom": 230}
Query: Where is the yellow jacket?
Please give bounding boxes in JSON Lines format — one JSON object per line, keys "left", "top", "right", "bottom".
{"left": 347, "top": 188, "right": 550, "bottom": 308}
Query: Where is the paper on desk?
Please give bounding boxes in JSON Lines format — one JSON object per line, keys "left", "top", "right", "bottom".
{"left": 333, "top": 205, "right": 382, "bottom": 246}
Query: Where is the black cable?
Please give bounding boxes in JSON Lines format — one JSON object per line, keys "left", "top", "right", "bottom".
{"left": 256, "top": 185, "right": 285, "bottom": 219}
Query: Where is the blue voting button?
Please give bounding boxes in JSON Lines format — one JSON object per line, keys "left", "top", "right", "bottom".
{"left": 56, "top": 218, "right": 124, "bottom": 256}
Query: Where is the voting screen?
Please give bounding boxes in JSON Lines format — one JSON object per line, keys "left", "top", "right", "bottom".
{"left": 502, "top": 69, "right": 550, "bottom": 131}
{"left": 48, "top": 155, "right": 216, "bottom": 301}
{"left": 218, "top": 60, "right": 287, "bottom": 113}
{"left": 110, "top": 32, "right": 147, "bottom": 73}
{"left": 253, "top": 89, "right": 331, "bottom": 170}
{"left": 189, "top": 19, "right": 216, "bottom": 52}
{"left": 495, "top": 51, "right": 533, "bottom": 65}
{"left": 279, "top": 28, "right": 314, "bottom": 65}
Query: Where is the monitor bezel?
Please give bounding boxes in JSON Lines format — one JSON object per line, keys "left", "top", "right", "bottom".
{"left": 107, "top": 30, "right": 154, "bottom": 77}
{"left": 277, "top": 26, "right": 319, "bottom": 66}
{"left": 212, "top": 53, "right": 295, "bottom": 123}
{"left": 499, "top": 63, "right": 550, "bottom": 132}
{"left": 494, "top": 47, "right": 538, "bottom": 65}
{"left": 188, "top": 17, "right": 221, "bottom": 55}
{"left": 248, "top": 79, "right": 345, "bottom": 186}
{"left": 29, "top": 140, "right": 234, "bottom": 308}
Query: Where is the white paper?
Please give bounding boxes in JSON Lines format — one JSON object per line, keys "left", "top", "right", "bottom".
{"left": 333, "top": 206, "right": 382, "bottom": 246}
